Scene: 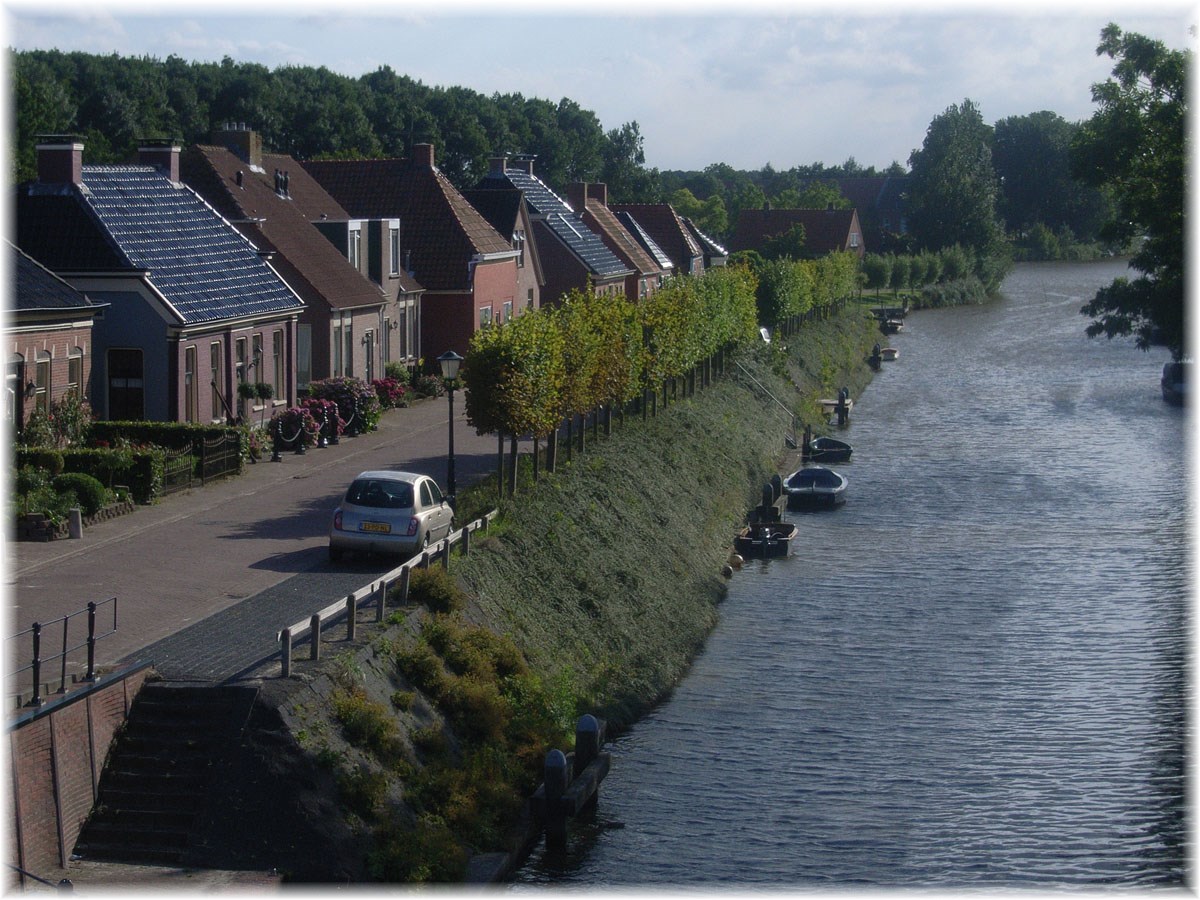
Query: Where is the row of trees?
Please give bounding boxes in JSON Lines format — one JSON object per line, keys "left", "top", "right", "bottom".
{"left": 459, "top": 266, "right": 761, "bottom": 471}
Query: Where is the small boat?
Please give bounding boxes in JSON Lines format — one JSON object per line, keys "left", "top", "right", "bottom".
{"left": 733, "top": 521, "right": 797, "bottom": 558}
{"left": 783, "top": 466, "right": 847, "bottom": 510}
{"left": 818, "top": 396, "right": 854, "bottom": 415}
{"left": 881, "top": 347, "right": 899, "bottom": 361}
{"left": 805, "top": 435, "right": 853, "bottom": 463}
{"left": 1162, "top": 361, "right": 1187, "bottom": 406}
{"left": 880, "top": 319, "right": 904, "bottom": 335}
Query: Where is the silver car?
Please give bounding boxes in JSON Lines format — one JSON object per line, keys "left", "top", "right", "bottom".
{"left": 328, "top": 470, "right": 454, "bottom": 561}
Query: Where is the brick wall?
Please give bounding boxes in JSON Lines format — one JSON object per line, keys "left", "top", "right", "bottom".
{"left": 6, "top": 664, "right": 150, "bottom": 888}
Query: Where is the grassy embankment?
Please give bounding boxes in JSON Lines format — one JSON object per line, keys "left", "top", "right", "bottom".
{"left": 252, "top": 303, "right": 881, "bottom": 882}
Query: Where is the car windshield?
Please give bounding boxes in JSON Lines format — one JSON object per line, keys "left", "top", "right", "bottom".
{"left": 346, "top": 479, "right": 413, "bottom": 509}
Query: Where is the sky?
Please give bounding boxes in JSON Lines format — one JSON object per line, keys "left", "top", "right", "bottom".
{"left": 3, "top": 0, "right": 1196, "bottom": 173}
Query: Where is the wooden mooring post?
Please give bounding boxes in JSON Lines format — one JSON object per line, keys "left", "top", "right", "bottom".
{"left": 532, "top": 715, "right": 610, "bottom": 851}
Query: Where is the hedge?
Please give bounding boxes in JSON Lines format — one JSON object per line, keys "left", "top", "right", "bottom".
{"left": 16, "top": 447, "right": 164, "bottom": 504}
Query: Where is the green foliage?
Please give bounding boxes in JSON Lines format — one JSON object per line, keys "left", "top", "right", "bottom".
{"left": 16, "top": 447, "right": 163, "bottom": 503}
{"left": 51, "top": 472, "right": 108, "bottom": 516}
{"left": 19, "top": 390, "right": 92, "bottom": 448}
{"left": 407, "top": 566, "right": 464, "bottom": 614}
{"left": 307, "top": 376, "right": 382, "bottom": 431}
{"left": 336, "top": 765, "right": 389, "bottom": 818}
{"left": 332, "top": 686, "right": 407, "bottom": 764}
{"left": 1070, "top": 23, "right": 1188, "bottom": 358}
{"left": 366, "top": 813, "right": 468, "bottom": 882}
{"left": 907, "top": 98, "right": 1005, "bottom": 256}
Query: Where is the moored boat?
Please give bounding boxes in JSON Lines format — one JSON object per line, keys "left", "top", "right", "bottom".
{"left": 783, "top": 466, "right": 847, "bottom": 510}
{"left": 881, "top": 347, "right": 899, "bottom": 361}
{"left": 733, "top": 521, "right": 797, "bottom": 558}
{"left": 804, "top": 435, "right": 853, "bottom": 463}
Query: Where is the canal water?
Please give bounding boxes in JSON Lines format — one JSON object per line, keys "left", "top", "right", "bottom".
{"left": 513, "top": 259, "right": 1190, "bottom": 890}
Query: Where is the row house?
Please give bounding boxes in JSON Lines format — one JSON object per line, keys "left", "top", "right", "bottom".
{"left": 15, "top": 136, "right": 304, "bottom": 424}
{"left": 728, "top": 205, "right": 867, "bottom": 259}
{"left": 303, "top": 145, "right": 519, "bottom": 360}
{"left": 181, "top": 125, "right": 423, "bottom": 399}
{"left": 473, "top": 156, "right": 630, "bottom": 306}
{"left": 680, "top": 217, "right": 729, "bottom": 269}
{"left": 8, "top": 241, "right": 107, "bottom": 433}
{"left": 610, "top": 203, "right": 705, "bottom": 276}
{"left": 460, "top": 185, "right": 544, "bottom": 318}
{"left": 567, "top": 183, "right": 672, "bottom": 300}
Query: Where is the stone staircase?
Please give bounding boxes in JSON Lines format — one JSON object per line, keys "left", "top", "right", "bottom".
{"left": 73, "top": 683, "right": 258, "bottom": 867}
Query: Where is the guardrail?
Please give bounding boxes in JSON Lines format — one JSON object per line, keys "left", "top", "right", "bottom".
{"left": 276, "top": 510, "right": 499, "bottom": 677}
{"left": 6, "top": 598, "right": 118, "bottom": 707}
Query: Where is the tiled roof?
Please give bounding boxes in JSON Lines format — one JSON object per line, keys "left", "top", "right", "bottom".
{"left": 728, "top": 207, "right": 860, "bottom": 255}
{"left": 681, "top": 217, "right": 728, "bottom": 258}
{"left": 17, "top": 167, "right": 304, "bottom": 326}
{"left": 11, "top": 241, "right": 97, "bottom": 311}
{"left": 303, "top": 157, "right": 513, "bottom": 292}
{"left": 182, "top": 145, "right": 396, "bottom": 311}
{"left": 611, "top": 203, "right": 701, "bottom": 271}
{"left": 613, "top": 210, "right": 675, "bottom": 272}
{"left": 479, "top": 169, "right": 629, "bottom": 279}
{"left": 583, "top": 200, "right": 663, "bottom": 277}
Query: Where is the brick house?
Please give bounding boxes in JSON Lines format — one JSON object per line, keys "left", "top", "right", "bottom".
{"left": 8, "top": 241, "right": 107, "bottom": 435}
{"left": 473, "top": 156, "right": 630, "bottom": 306}
{"left": 728, "top": 205, "right": 867, "bottom": 259}
{"left": 181, "top": 126, "right": 423, "bottom": 399}
{"left": 610, "top": 202, "right": 705, "bottom": 276}
{"left": 460, "top": 185, "right": 544, "bottom": 319}
{"left": 302, "top": 145, "right": 518, "bottom": 360}
{"left": 566, "top": 183, "right": 672, "bottom": 300}
{"left": 15, "top": 136, "right": 305, "bottom": 423}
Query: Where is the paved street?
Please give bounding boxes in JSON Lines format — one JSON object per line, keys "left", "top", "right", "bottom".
{"left": 7, "top": 396, "right": 515, "bottom": 684}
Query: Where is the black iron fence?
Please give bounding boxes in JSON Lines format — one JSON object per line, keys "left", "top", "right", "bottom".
{"left": 6, "top": 598, "right": 118, "bottom": 707}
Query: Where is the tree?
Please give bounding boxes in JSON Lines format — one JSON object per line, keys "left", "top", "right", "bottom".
{"left": 907, "top": 99, "right": 1005, "bottom": 255}
{"left": 1070, "top": 23, "right": 1189, "bottom": 358}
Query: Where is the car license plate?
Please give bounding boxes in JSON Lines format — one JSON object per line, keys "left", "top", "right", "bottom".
{"left": 360, "top": 521, "right": 391, "bottom": 534}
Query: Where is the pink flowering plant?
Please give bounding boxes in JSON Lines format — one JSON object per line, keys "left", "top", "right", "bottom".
{"left": 301, "top": 397, "right": 344, "bottom": 437}
{"left": 268, "top": 406, "right": 320, "bottom": 448}
{"left": 372, "top": 376, "right": 409, "bottom": 409}
{"left": 307, "top": 376, "right": 381, "bottom": 432}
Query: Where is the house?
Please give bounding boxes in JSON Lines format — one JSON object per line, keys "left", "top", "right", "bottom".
{"left": 302, "top": 145, "right": 518, "bottom": 360}
{"left": 610, "top": 202, "right": 705, "bottom": 276}
{"left": 460, "top": 185, "right": 544, "bottom": 319}
{"left": 567, "top": 183, "right": 672, "bottom": 300}
{"left": 827, "top": 176, "right": 910, "bottom": 253}
{"left": 15, "top": 136, "right": 305, "bottom": 424}
{"left": 181, "top": 125, "right": 423, "bottom": 398}
{"left": 7, "top": 240, "right": 107, "bottom": 434}
{"left": 473, "top": 156, "right": 630, "bottom": 306}
{"left": 680, "top": 217, "right": 729, "bottom": 269}
{"left": 727, "top": 205, "right": 867, "bottom": 259}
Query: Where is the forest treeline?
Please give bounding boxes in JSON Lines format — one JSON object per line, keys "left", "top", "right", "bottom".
{"left": 11, "top": 48, "right": 1110, "bottom": 252}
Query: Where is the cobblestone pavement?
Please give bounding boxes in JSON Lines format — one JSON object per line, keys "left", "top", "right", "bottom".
{"left": 7, "top": 397, "right": 516, "bottom": 687}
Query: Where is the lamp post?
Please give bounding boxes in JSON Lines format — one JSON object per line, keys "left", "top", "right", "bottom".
{"left": 437, "top": 350, "right": 463, "bottom": 504}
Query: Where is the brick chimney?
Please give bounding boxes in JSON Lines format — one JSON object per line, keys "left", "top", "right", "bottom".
{"left": 138, "top": 139, "right": 181, "bottom": 182}
{"left": 511, "top": 155, "right": 536, "bottom": 175}
{"left": 567, "top": 182, "right": 588, "bottom": 213}
{"left": 488, "top": 156, "right": 508, "bottom": 175}
{"left": 413, "top": 144, "right": 434, "bottom": 167}
{"left": 36, "top": 135, "right": 84, "bottom": 185}
{"left": 587, "top": 183, "right": 608, "bottom": 206}
{"left": 211, "top": 123, "right": 262, "bottom": 169}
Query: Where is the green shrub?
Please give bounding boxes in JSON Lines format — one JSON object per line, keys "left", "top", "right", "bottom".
{"left": 396, "top": 641, "right": 449, "bottom": 700}
{"left": 367, "top": 813, "right": 467, "bottom": 882}
{"left": 25, "top": 449, "right": 64, "bottom": 475}
{"left": 52, "top": 472, "right": 108, "bottom": 516}
{"left": 336, "top": 764, "right": 388, "bottom": 818}
{"left": 408, "top": 566, "right": 463, "bottom": 613}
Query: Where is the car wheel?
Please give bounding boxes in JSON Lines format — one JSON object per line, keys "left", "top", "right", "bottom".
{"left": 329, "top": 545, "right": 343, "bottom": 562}
{"left": 422, "top": 530, "right": 431, "bottom": 549}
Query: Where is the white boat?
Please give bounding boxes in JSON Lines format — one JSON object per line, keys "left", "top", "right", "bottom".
{"left": 881, "top": 347, "right": 899, "bottom": 361}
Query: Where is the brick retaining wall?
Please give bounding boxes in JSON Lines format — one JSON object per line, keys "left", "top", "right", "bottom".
{"left": 7, "top": 663, "right": 151, "bottom": 888}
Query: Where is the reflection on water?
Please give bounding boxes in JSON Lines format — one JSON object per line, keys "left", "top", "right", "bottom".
{"left": 512, "top": 260, "right": 1189, "bottom": 890}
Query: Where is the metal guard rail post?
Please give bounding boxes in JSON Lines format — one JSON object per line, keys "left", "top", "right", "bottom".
{"left": 277, "top": 510, "right": 498, "bottom": 677}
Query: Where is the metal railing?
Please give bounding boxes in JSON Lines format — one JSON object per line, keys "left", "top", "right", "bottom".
{"left": 7, "top": 598, "right": 118, "bottom": 707}
{"left": 276, "top": 510, "right": 499, "bottom": 677}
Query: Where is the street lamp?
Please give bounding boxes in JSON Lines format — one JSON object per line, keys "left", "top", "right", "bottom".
{"left": 437, "top": 350, "right": 463, "bottom": 503}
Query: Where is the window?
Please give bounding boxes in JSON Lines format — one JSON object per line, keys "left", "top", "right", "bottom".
{"left": 383, "top": 318, "right": 392, "bottom": 363}
{"left": 479, "top": 306, "right": 493, "bottom": 329}
{"left": 235, "top": 337, "right": 247, "bottom": 386}
{"left": 68, "top": 350, "right": 83, "bottom": 398}
{"left": 527, "top": 289, "right": 534, "bottom": 309}
{"left": 297, "top": 324, "right": 311, "bottom": 389}
{"left": 397, "top": 308, "right": 408, "bottom": 359}
{"left": 210, "top": 342, "right": 223, "bottom": 420}
{"left": 344, "top": 326, "right": 354, "bottom": 377}
{"left": 850, "top": 231, "right": 860, "bottom": 248}
{"left": 184, "top": 346, "right": 198, "bottom": 422}
{"left": 252, "top": 334, "right": 263, "bottom": 383}
{"left": 503, "top": 301, "right": 513, "bottom": 323}
{"left": 35, "top": 353, "right": 50, "bottom": 414}
{"left": 349, "top": 227, "right": 362, "bottom": 270}
{"left": 363, "top": 330, "right": 375, "bottom": 382}
{"left": 8, "top": 355, "right": 24, "bottom": 431}
{"left": 333, "top": 324, "right": 342, "bottom": 376}
{"left": 273, "top": 330, "right": 284, "bottom": 401}
{"left": 108, "top": 348, "right": 144, "bottom": 421}
{"left": 514, "top": 229, "right": 525, "bottom": 267}
{"left": 389, "top": 228, "right": 400, "bottom": 276}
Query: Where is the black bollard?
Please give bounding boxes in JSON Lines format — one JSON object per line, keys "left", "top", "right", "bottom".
{"left": 574, "top": 715, "right": 602, "bottom": 815}
{"left": 543, "top": 748, "right": 569, "bottom": 851}
{"left": 271, "top": 427, "right": 284, "bottom": 462}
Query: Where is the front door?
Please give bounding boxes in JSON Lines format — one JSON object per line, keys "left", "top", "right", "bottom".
{"left": 108, "top": 348, "right": 144, "bottom": 421}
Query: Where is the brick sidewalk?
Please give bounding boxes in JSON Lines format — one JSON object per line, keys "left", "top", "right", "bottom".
{"left": 7, "top": 397, "right": 513, "bottom": 683}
